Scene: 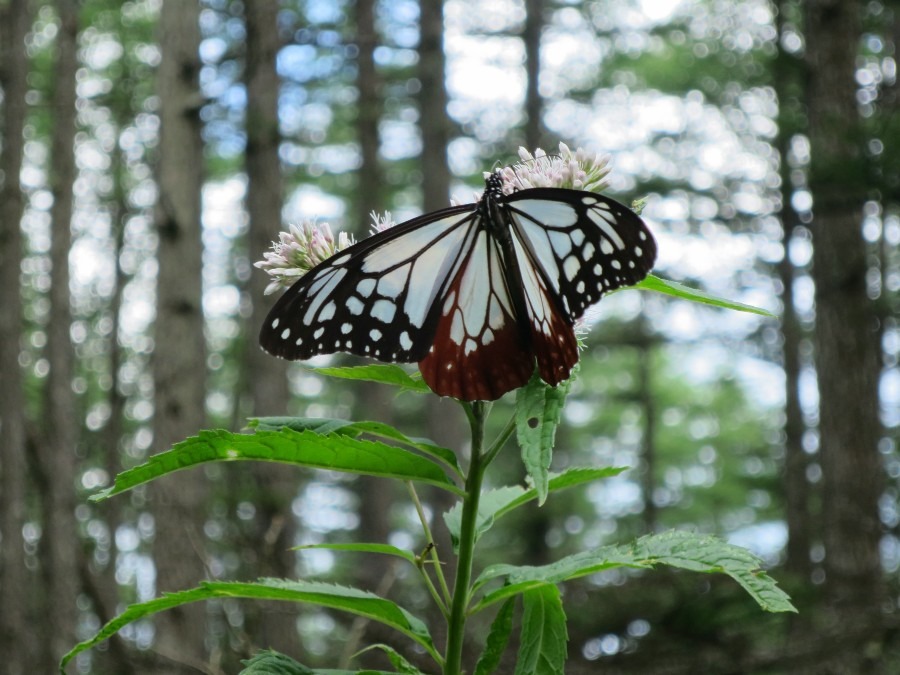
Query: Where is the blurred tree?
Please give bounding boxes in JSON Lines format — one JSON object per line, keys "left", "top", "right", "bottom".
{"left": 0, "top": 2, "right": 34, "bottom": 673}
{"left": 523, "top": 0, "right": 547, "bottom": 148}
{"left": 805, "top": 2, "right": 886, "bottom": 669}
{"left": 236, "top": 0, "right": 300, "bottom": 661}
{"left": 40, "top": 0, "right": 81, "bottom": 669}
{"left": 148, "top": 0, "right": 209, "bottom": 672}
{"left": 774, "top": 0, "right": 812, "bottom": 580}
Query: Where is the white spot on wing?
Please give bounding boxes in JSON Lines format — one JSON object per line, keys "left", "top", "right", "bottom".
{"left": 372, "top": 299, "right": 397, "bottom": 323}
{"left": 548, "top": 230, "right": 572, "bottom": 258}
{"left": 319, "top": 301, "right": 336, "bottom": 321}
{"left": 346, "top": 296, "right": 365, "bottom": 315}
{"left": 357, "top": 278, "right": 376, "bottom": 297}
{"left": 513, "top": 199, "right": 579, "bottom": 226}
{"left": 563, "top": 255, "right": 580, "bottom": 281}
{"left": 450, "top": 309, "right": 465, "bottom": 345}
{"left": 587, "top": 208, "right": 626, "bottom": 250}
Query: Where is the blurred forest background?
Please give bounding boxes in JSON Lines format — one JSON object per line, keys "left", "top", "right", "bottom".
{"left": 0, "top": 0, "right": 896, "bottom": 673}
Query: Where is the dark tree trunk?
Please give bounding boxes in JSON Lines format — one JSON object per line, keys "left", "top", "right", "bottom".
{"left": 148, "top": 1, "right": 209, "bottom": 671}
{"left": 41, "top": 0, "right": 82, "bottom": 668}
{"left": 523, "top": 0, "right": 545, "bottom": 148}
{"left": 342, "top": 0, "right": 400, "bottom": 667}
{"left": 0, "top": 2, "right": 34, "bottom": 673}
{"left": 805, "top": 0, "right": 885, "bottom": 668}
{"left": 239, "top": 0, "right": 299, "bottom": 660}
{"left": 419, "top": 0, "right": 451, "bottom": 209}
{"left": 774, "top": 0, "right": 812, "bottom": 580}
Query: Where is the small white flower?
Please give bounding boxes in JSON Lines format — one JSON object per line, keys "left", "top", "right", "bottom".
{"left": 254, "top": 220, "right": 356, "bottom": 294}
{"left": 369, "top": 210, "right": 397, "bottom": 234}
{"left": 499, "top": 142, "right": 612, "bottom": 194}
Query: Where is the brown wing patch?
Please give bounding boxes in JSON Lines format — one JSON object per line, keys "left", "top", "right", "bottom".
{"left": 418, "top": 231, "right": 535, "bottom": 401}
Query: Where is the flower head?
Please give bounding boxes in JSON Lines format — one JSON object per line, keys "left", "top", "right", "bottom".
{"left": 369, "top": 210, "right": 397, "bottom": 234}
{"left": 254, "top": 220, "right": 355, "bottom": 295}
{"left": 497, "top": 142, "right": 612, "bottom": 194}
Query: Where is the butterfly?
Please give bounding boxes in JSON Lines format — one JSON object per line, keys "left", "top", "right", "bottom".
{"left": 259, "top": 171, "right": 656, "bottom": 401}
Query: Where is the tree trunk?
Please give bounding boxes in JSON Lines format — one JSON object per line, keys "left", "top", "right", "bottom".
{"left": 41, "top": 0, "right": 82, "bottom": 668}
{"left": 522, "top": 0, "right": 545, "bottom": 148}
{"left": 148, "top": 1, "right": 209, "bottom": 671}
{"left": 774, "top": 0, "right": 812, "bottom": 580}
{"left": 0, "top": 3, "right": 36, "bottom": 673}
{"left": 805, "top": 0, "right": 885, "bottom": 665}
{"left": 239, "top": 0, "right": 299, "bottom": 660}
{"left": 419, "top": 0, "right": 451, "bottom": 210}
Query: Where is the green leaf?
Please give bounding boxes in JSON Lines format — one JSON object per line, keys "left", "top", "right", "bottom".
{"left": 515, "top": 372, "right": 573, "bottom": 504}
{"left": 90, "top": 429, "right": 463, "bottom": 502}
{"left": 306, "top": 364, "right": 432, "bottom": 394}
{"left": 473, "top": 597, "right": 516, "bottom": 675}
{"left": 472, "top": 531, "right": 795, "bottom": 614}
{"left": 443, "top": 467, "right": 626, "bottom": 550}
{"left": 637, "top": 274, "right": 775, "bottom": 316}
{"left": 250, "top": 417, "right": 461, "bottom": 476}
{"left": 358, "top": 644, "right": 427, "bottom": 674}
{"left": 240, "top": 649, "right": 313, "bottom": 674}
{"left": 60, "top": 579, "right": 440, "bottom": 670}
{"left": 293, "top": 542, "right": 418, "bottom": 566}
{"left": 515, "top": 585, "right": 567, "bottom": 675}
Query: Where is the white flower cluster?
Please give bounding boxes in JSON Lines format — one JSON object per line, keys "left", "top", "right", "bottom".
{"left": 369, "top": 210, "right": 397, "bottom": 234}
{"left": 497, "top": 142, "right": 612, "bottom": 194}
{"left": 254, "top": 221, "right": 355, "bottom": 295}
{"left": 257, "top": 142, "right": 614, "bottom": 290}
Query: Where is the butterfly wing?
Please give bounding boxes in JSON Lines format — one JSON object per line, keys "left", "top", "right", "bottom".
{"left": 504, "top": 188, "right": 657, "bottom": 320}
{"left": 417, "top": 225, "right": 537, "bottom": 400}
{"left": 259, "top": 204, "right": 476, "bottom": 364}
{"left": 502, "top": 188, "right": 657, "bottom": 386}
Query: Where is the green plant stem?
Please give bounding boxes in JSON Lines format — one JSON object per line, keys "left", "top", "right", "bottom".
{"left": 483, "top": 412, "right": 516, "bottom": 467}
{"left": 406, "top": 481, "right": 451, "bottom": 613}
{"left": 444, "top": 401, "right": 489, "bottom": 675}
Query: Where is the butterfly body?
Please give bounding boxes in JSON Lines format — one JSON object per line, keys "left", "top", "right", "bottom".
{"left": 260, "top": 172, "right": 656, "bottom": 401}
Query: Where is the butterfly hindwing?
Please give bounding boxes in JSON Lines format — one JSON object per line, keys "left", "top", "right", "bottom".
{"left": 260, "top": 205, "right": 476, "bottom": 364}
{"left": 418, "top": 223, "right": 536, "bottom": 400}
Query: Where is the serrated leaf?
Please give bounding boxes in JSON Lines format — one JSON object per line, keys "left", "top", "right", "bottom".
{"left": 60, "top": 579, "right": 439, "bottom": 670}
{"left": 240, "top": 649, "right": 313, "bottom": 674}
{"left": 638, "top": 274, "right": 775, "bottom": 316}
{"left": 473, "top": 531, "right": 795, "bottom": 614}
{"left": 443, "top": 467, "right": 626, "bottom": 550}
{"left": 90, "top": 429, "right": 463, "bottom": 502}
{"left": 515, "top": 585, "right": 567, "bottom": 675}
{"left": 473, "top": 597, "right": 516, "bottom": 675}
{"left": 515, "top": 373, "right": 572, "bottom": 504}
{"left": 250, "top": 417, "right": 461, "bottom": 476}
{"left": 358, "top": 644, "right": 426, "bottom": 674}
{"left": 626, "top": 530, "right": 797, "bottom": 613}
{"left": 306, "top": 364, "right": 432, "bottom": 393}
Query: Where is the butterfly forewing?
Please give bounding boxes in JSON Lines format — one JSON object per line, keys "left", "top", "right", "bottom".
{"left": 260, "top": 205, "right": 476, "bottom": 364}
{"left": 505, "top": 188, "right": 657, "bottom": 322}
